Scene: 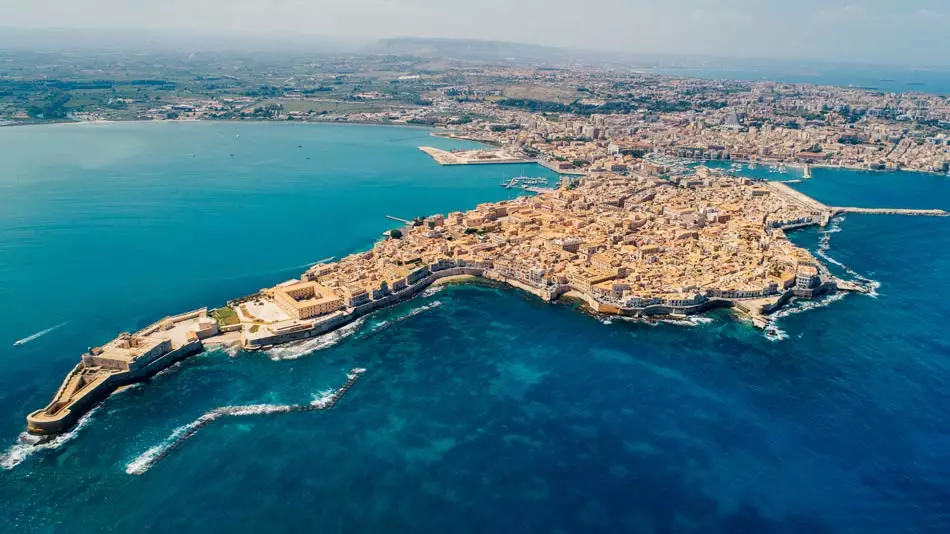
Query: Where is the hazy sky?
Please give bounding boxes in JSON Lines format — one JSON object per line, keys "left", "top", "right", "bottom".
{"left": 3, "top": 0, "right": 949, "bottom": 65}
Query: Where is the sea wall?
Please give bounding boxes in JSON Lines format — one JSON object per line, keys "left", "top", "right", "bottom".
{"left": 27, "top": 341, "right": 204, "bottom": 435}
{"left": 244, "top": 267, "right": 485, "bottom": 349}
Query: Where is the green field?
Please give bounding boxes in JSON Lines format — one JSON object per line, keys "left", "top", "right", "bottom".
{"left": 211, "top": 307, "right": 240, "bottom": 327}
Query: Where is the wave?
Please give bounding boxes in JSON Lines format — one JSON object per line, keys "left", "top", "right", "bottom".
{"left": 762, "top": 323, "right": 789, "bottom": 342}
{"left": 361, "top": 301, "right": 442, "bottom": 339}
{"left": 0, "top": 405, "right": 101, "bottom": 471}
{"left": 152, "top": 361, "right": 185, "bottom": 379}
{"left": 660, "top": 316, "right": 715, "bottom": 327}
{"left": 816, "top": 215, "right": 881, "bottom": 298}
{"left": 420, "top": 285, "right": 444, "bottom": 298}
{"left": 12, "top": 322, "right": 67, "bottom": 347}
{"left": 762, "top": 291, "right": 849, "bottom": 342}
{"left": 266, "top": 318, "right": 366, "bottom": 361}
{"left": 614, "top": 315, "right": 713, "bottom": 327}
{"left": 126, "top": 369, "right": 365, "bottom": 476}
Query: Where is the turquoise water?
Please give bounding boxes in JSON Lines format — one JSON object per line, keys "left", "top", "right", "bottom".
{"left": 2, "top": 122, "right": 950, "bottom": 533}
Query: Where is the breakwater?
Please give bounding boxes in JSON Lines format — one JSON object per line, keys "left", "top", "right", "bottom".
{"left": 126, "top": 368, "right": 366, "bottom": 476}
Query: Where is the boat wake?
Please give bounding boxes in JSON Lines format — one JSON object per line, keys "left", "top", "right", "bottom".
{"left": 360, "top": 301, "right": 442, "bottom": 339}
{"left": 12, "top": 322, "right": 67, "bottom": 347}
{"left": 0, "top": 405, "right": 101, "bottom": 471}
{"left": 266, "top": 318, "right": 366, "bottom": 361}
{"left": 125, "top": 369, "right": 366, "bottom": 476}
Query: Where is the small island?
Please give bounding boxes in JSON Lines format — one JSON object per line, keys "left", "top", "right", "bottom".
{"left": 25, "top": 169, "right": 946, "bottom": 436}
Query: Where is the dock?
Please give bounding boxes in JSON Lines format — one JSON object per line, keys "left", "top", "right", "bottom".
{"left": 501, "top": 177, "right": 549, "bottom": 189}
{"left": 418, "top": 146, "right": 535, "bottom": 166}
{"left": 386, "top": 215, "right": 412, "bottom": 224}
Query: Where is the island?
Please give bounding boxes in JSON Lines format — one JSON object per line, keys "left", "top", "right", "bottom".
{"left": 30, "top": 166, "right": 946, "bottom": 437}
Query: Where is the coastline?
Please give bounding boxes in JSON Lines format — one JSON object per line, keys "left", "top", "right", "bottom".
{"left": 17, "top": 128, "right": 932, "bottom": 442}
{"left": 23, "top": 259, "right": 848, "bottom": 438}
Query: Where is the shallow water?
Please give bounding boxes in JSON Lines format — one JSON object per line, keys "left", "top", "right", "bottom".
{"left": 1, "top": 122, "right": 949, "bottom": 533}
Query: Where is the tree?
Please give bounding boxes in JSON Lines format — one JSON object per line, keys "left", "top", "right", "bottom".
{"left": 389, "top": 229, "right": 403, "bottom": 239}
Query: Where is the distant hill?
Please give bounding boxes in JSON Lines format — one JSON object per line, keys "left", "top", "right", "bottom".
{"left": 366, "top": 37, "right": 634, "bottom": 67}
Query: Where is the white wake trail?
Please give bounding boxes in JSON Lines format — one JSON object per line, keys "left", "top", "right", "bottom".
{"left": 13, "top": 322, "right": 67, "bottom": 347}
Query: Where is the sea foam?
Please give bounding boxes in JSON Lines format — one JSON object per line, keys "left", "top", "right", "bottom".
{"left": 0, "top": 405, "right": 101, "bottom": 471}
{"left": 126, "top": 369, "right": 365, "bottom": 475}
{"left": 266, "top": 318, "right": 366, "bottom": 361}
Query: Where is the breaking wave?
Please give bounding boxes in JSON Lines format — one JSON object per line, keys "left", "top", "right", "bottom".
{"left": 763, "top": 291, "right": 849, "bottom": 342}
{"left": 614, "top": 315, "right": 713, "bottom": 327}
{"left": 420, "top": 285, "right": 444, "bottom": 298}
{"left": 12, "top": 322, "right": 67, "bottom": 347}
{"left": 816, "top": 215, "right": 881, "bottom": 298}
{"left": 660, "top": 316, "right": 715, "bottom": 327}
{"left": 0, "top": 405, "right": 101, "bottom": 471}
{"left": 126, "top": 369, "right": 366, "bottom": 476}
{"left": 361, "top": 301, "right": 442, "bottom": 339}
{"left": 266, "top": 318, "right": 366, "bottom": 361}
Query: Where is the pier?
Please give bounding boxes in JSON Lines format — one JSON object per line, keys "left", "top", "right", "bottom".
{"left": 386, "top": 215, "right": 412, "bottom": 224}
{"left": 832, "top": 207, "right": 948, "bottom": 217}
{"left": 501, "top": 177, "right": 549, "bottom": 189}
{"left": 765, "top": 182, "right": 948, "bottom": 224}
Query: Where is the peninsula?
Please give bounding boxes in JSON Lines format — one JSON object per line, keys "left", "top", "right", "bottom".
{"left": 29, "top": 167, "right": 948, "bottom": 437}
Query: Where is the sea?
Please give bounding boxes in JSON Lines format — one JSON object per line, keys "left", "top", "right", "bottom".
{"left": 1, "top": 122, "right": 949, "bottom": 534}
{"left": 646, "top": 62, "right": 950, "bottom": 95}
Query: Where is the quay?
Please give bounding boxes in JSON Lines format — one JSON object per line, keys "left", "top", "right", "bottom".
{"left": 418, "top": 146, "right": 534, "bottom": 166}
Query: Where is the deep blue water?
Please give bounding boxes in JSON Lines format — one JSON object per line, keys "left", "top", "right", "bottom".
{"left": 2, "top": 122, "right": 950, "bottom": 533}
{"left": 648, "top": 63, "right": 950, "bottom": 95}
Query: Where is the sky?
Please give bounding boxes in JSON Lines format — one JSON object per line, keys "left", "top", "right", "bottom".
{"left": 1, "top": 0, "right": 949, "bottom": 66}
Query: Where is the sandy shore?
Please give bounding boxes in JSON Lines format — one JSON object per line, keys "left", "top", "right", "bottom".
{"left": 431, "top": 274, "right": 478, "bottom": 286}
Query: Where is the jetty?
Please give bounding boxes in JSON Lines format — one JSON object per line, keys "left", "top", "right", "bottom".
{"left": 766, "top": 181, "right": 947, "bottom": 224}
{"left": 501, "top": 177, "right": 548, "bottom": 189}
{"left": 833, "top": 207, "right": 948, "bottom": 216}
{"left": 385, "top": 215, "right": 412, "bottom": 224}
